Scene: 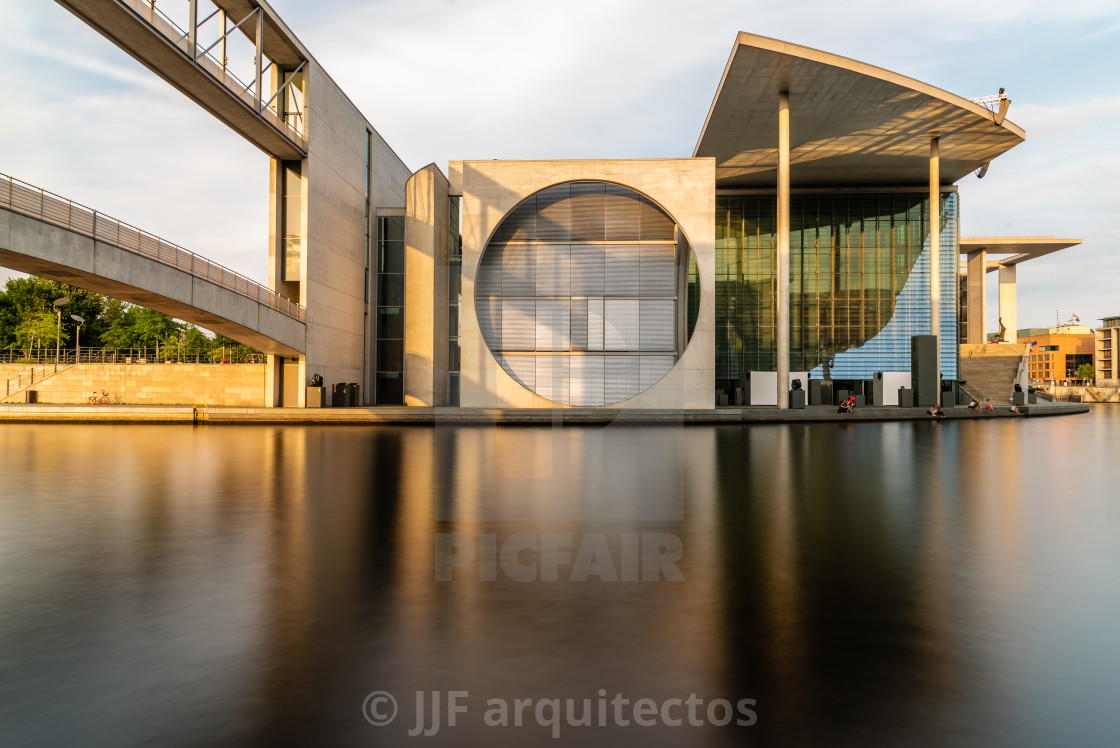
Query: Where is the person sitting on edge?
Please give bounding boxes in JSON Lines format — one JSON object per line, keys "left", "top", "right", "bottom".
{"left": 928, "top": 404, "right": 945, "bottom": 418}
{"left": 1011, "top": 404, "right": 1021, "bottom": 415}
{"left": 969, "top": 400, "right": 980, "bottom": 411}
{"left": 985, "top": 399, "right": 994, "bottom": 411}
{"left": 837, "top": 396, "right": 853, "bottom": 414}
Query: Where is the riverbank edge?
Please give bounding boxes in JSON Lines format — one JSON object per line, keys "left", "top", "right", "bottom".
{"left": 0, "top": 402, "right": 1091, "bottom": 425}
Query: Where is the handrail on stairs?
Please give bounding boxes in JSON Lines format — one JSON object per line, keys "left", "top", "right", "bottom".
{"left": 3, "top": 352, "right": 78, "bottom": 400}
{"left": 1014, "top": 344, "right": 1030, "bottom": 396}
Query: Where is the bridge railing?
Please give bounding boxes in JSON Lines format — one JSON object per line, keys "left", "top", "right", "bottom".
{"left": 0, "top": 173, "right": 306, "bottom": 323}
{"left": 121, "top": 0, "right": 305, "bottom": 143}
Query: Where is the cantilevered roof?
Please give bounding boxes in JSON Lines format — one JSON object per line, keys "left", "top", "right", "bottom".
{"left": 959, "top": 236, "right": 1083, "bottom": 271}
{"left": 695, "top": 33, "right": 1026, "bottom": 188}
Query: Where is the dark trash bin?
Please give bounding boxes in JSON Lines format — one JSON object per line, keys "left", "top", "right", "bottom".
{"left": 898, "top": 387, "right": 913, "bottom": 408}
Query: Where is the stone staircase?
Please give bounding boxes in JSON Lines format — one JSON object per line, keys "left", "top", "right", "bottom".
{"left": 959, "top": 344, "right": 1027, "bottom": 405}
{"left": 3, "top": 356, "right": 77, "bottom": 402}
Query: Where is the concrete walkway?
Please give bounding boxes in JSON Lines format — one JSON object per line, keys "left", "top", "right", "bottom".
{"left": 0, "top": 402, "right": 1089, "bottom": 424}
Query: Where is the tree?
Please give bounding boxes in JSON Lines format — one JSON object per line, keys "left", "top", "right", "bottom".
{"left": 0, "top": 277, "right": 104, "bottom": 350}
{"left": 130, "top": 307, "right": 178, "bottom": 350}
{"left": 97, "top": 304, "right": 182, "bottom": 355}
{"left": 0, "top": 276, "right": 251, "bottom": 361}
{"left": 100, "top": 304, "right": 136, "bottom": 349}
{"left": 165, "top": 325, "right": 211, "bottom": 361}
{"left": 210, "top": 333, "right": 261, "bottom": 362}
{"left": 1076, "top": 363, "right": 1095, "bottom": 382}
{"left": 14, "top": 311, "right": 66, "bottom": 352}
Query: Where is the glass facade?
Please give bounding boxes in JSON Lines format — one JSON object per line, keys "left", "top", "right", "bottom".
{"left": 708, "top": 191, "right": 958, "bottom": 400}
{"left": 448, "top": 196, "right": 461, "bottom": 405}
{"left": 364, "top": 132, "right": 372, "bottom": 303}
{"left": 958, "top": 274, "right": 969, "bottom": 344}
{"left": 375, "top": 216, "right": 405, "bottom": 404}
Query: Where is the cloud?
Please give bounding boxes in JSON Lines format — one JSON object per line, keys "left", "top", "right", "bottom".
{"left": 4, "top": 37, "right": 167, "bottom": 93}
{"left": 3, "top": 0, "right": 1118, "bottom": 327}
{"left": 0, "top": 2, "right": 269, "bottom": 283}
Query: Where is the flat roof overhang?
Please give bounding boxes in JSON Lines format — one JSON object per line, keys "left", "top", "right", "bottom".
{"left": 695, "top": 33, "right": 1026, "bottom": 188}
{"left": 959, "top": 236, "right": 1083, "bottom": 271}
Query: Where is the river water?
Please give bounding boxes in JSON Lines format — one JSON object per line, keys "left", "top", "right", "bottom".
{"left": 1, "top": 408, "right": 1118, "bottom": 747}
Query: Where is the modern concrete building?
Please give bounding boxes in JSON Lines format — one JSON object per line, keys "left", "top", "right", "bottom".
{"left": 958, "top": 237, "right": 1081, "bottom": 346}
{"left": 1096, "top": 316, "right": 1120, "bottom": 383}
{"left": 15, "top": 2, "right": 1083, "bottom": 408}
{"left": 51, "top": 0, "right": 412, "bottom": 407}
{"left": 1019, "top": 326, "right": 1095, "bottom": 385}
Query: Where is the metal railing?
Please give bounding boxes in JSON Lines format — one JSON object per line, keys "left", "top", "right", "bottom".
{"left": 2, "top": 347, "right": 266, "bottom": 366}
{"left": 122, "top": 0, "right": 305, "bottom": 142}
{"left": 0, "top": 173, "right": 305, "bottom": 323}
{"left": 3, "top": 352, "right": 77, "bottom": 399}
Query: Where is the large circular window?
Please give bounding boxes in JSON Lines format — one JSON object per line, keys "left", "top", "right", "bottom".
{"left": 475, "top": 181, "right": 695, "bottom": 406}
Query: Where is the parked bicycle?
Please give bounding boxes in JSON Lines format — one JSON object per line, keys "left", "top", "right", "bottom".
{"left": 88, "top": 389, "right": 110, "bottom": 405}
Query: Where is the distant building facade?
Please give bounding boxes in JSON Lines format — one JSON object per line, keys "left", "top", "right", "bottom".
{"left": 1096, "top": 316, "right": 1120, "bottom": 383}
{"left": 1020, "top": 326, "right": 1095, "bottom": 384}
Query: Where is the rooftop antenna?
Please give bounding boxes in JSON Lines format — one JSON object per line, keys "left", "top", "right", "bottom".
{"left": 970, "top": 88, "right": 1011, "bottom": 125}
{"left": 971, "top": 89, "right": 1008, "bottom": 178}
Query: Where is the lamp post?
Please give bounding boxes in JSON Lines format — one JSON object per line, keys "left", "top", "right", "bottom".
{"left": 52, "top": 297, "right": 71, "bottom": 366}
{"left": 71, "top": 315, "right": 85, "bottom": 361}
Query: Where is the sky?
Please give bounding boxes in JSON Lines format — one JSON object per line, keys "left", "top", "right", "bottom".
{"left": 1, "top": 0, "right": 1117, "bottom": 333}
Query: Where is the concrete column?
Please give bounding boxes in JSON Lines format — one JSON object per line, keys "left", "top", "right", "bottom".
{"left": 187, "top": 0, "right": 197, "bottom": 57}
{"left": 404, "top": 165, "right": 450, "bottom": 406}
{"left": 776, "top": 91, "right": 790, "bottom": 409}
{"left": 1113, "top": 331, "right": 1119, "bottom": 382}
{"left": 295, "top": 356, "right": 306, "bottom": 407}
{"left": 998, "top": 264, "right": 1017, "bottom": 343}
{"left": 217, "top": 10, "right": 227, "bottom": 72}
{"left": 264, "top": 353, "right": 281, "bottom": 406}
{"left": 253, "top": 10, "right": 263, "bottom": 111}
{"left": 966, "top": 250, "right": 987, "bottom": 344}
{"left": 929, "top": 137, "right": 941, "bottom": 348}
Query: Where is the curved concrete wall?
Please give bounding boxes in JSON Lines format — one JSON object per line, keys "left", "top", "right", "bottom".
{"left": 451, "top": 159, "right": 715, "bottom": 409}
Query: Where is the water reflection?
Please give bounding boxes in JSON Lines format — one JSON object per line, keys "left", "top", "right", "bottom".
{"left": 1, "top": 410, "right": 1118, "bottom": 746}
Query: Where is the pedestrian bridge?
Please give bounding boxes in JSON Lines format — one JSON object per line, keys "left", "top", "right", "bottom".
{"left": 0, "top": 173, "right": 305, "bottom": 356}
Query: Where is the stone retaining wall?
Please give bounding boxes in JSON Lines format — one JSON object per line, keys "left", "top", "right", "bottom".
{"left": 1048, "top": 385, "right": 1120, "bottom": 404}
{"left": 1, "top": 363, "right": 265, "bottom": 405}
